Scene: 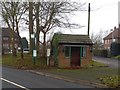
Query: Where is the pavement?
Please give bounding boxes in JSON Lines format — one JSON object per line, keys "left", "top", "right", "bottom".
{"left": 26, "top": 69, "right": 109, "bottom": 88}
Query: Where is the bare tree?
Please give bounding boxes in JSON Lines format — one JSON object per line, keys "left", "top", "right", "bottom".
{"left": 1, "top": 1, "right": 28, "bottom": 59}
{"left": 29, "top": 2, "right": 34, "bottom": 54}
{"left": 6, "top": 1, "right": 85, "bottom": 59}
{"left": 91, "top": 30, "right": 103, "bottom": 50}
{"left": 35, "top": 2, "right": 40, "bottom": 56}
{"left": 33, "top": 2, "right": 85, "bottom": 58}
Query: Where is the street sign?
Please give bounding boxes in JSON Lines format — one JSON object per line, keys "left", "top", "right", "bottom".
{"left": 47, "top": 49, "right": 50, "bottom": 66}
{"left": 47, "top": 49, "right": 50, "bottom": 57}
{"left": 31, "top": 34, "right": 34, "bottom": 38}
{"left": 33, "top": 50, "right": 37, "bottom": 57}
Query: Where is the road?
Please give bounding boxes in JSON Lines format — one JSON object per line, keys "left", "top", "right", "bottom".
{"left": 2, "top": 67, "right": 91, "bottom": 89}
{"left": 93, "top": 56, "right": 120, "bottom": 68}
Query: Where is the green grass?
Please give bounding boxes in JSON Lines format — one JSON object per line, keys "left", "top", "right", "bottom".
{"left": 0, "top": 58, "right": 2, "bottom": 65}
{"left": 2, "top": 53, "right": 47, "bottom": 69}
{"left": 98, "top": 75, "right": 120, "bottom": 88}
{"left": 39, "top": 63, "right": 118, "bottom": 88}
{"left": 45, "top": 67, "right": 118, "bottom": 81}
{"left": 89, "top": 60, "right": 108, "bottom": 68}
{"left": 2, "top": 55, "right": 119, "bottom": 88}
{"left": 113, "top": 55, "right": 120, "bottom": 60}
{"left": 44, "top": 68, "right": 118, "bottom": 87}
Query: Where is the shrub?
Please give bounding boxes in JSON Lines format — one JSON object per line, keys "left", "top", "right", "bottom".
{"left": 113, "top": 55, "right": 120, "bottom": 60}
{"left": 93, "top": 49, "right": 108, "bottom": 57}
{"left": 100, "top": 50, "right": 108, "bottom": 57}
{"left": 110, "top": 43, "right": 120, "bottom": 56}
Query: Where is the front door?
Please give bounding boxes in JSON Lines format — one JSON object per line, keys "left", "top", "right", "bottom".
{"left": 71, "top": 47, "right": 80, "bottom": 66}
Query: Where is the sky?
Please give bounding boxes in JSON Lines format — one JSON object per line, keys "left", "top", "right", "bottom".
{"left": 63, "top": 0, "right": 120, "bottom": 36}
{"left": 0, "top": 0, "right": 120, "bottom": 40}
{"left": 20, "top": 0, "right": 120, "bottom": 40}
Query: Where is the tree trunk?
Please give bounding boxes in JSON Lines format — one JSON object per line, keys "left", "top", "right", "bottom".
{"left": 16, "top": 18, "right": 24, "bottom": 60}
{"left": 11, "top": 31, "right": 16, "bottom": 56}
{"left": 11, "top": 11, "right": 16, "bottom": 57}
{"left": 43, "top": 32, "right": 47, "bottom": 58}
{"left": 35, "top": 2, "right": 40, "bottom": 57}
{"left": 18, "top": 36, "right": 24, "bottom": 60}
{"left": 36, "top": 31, "right": 40, "bottom": 56}
{"left": 29, "top": 2, "right": 34, "bottom": 55}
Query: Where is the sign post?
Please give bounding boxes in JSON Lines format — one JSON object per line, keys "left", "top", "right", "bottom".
{"left": 47, "top": 49, "right": 50, "bottom": 66}
{"left": 31, "top": 33, "right": 37, "bottom": 65}
{"left": 33, "top": 50, "right": 37, "bottom": 65}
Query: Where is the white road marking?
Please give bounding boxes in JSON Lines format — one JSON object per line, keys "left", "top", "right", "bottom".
{"left": 1, "top": 78, "right": 30, "bottom": 90}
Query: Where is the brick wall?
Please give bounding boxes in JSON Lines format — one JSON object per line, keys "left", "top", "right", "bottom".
{"left": 81, "top": 47, "right": 92, "bottom": 67}
{"left": 57, "top": 45, "right": 92, "bottom": 68}
{"left": 104, "top": 39, "right": 112, "bottom": 50}
{"left": 58, "top": 45, "right": 70, "bottom": 68}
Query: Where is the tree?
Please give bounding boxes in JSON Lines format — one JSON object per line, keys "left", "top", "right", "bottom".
{"left": 91, "top": 30, "right": 103, "bottom": 50}
{"left": 90, "top": 30, "right": 108, "bottom": 56}
{"left": 1, "top": 1, "right": 28, "bottom": 59}
{"left": 29, "top": 2, "right": 34, "bottom": 55}
{"left": 35, "top": 2, "right": 40, "bottom": 56}
{"left": 32, "top": 2, "right": 85, "bottom": 58}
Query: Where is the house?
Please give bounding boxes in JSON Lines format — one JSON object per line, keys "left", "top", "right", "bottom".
{"left": 50, "top": 33, "right": 93, "bottom": 68}
{"left": 103, "top": 26, "right": 120, "bottom": 50}
{"left": 21, "top": 37, "right": 28, "bottom": 49}
{"left": 2, "top": 27, "right": 19, "bottom": 54}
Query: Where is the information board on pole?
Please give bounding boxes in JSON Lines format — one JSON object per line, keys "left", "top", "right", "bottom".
{"left": 47, "top": 49, "right": 50, "bottom": 57}
{"left": 33, "top": 50, "right": 37, "bottom": 57}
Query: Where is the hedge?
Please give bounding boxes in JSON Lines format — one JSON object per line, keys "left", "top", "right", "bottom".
{"left": 93, "top": 49, "right": 108, "bottom": 57}
{"left": 110, "top": 42, "right": 120, "bottom": 56}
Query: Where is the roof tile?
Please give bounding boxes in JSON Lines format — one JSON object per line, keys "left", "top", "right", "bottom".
{"left": 53, "top": 34, "right": 93, "bottom": 45}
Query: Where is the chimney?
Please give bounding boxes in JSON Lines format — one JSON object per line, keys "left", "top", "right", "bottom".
{"left": 114, "top": 26, "right": 116, "bottom": 30}
{"left": 110, "top": 29, "right": 113, "bottom": 32}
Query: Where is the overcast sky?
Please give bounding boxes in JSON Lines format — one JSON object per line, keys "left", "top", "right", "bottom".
{"left": 0, "top": 0, "right": 119, "bottom": 40}
{"left": 64, "top": 0, "right": 120, "bottom": 36}
{"left": 57, "top": 0, "right": 120, "bottom": 44}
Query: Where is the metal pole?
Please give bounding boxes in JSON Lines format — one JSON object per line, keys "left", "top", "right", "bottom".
{"left": 34, "top": 33, "right": 36, "bottom": 65}
{"left": 32, "top": 33, "right": 36, "bottom": 65}
{"left": 88, "top": 3, "right": 90, "bottom": 36}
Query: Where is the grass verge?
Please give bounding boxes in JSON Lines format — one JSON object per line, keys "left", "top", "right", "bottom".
{"left": 0, "top": 58, "right": 2, "bottom": 65}
{"left": 2, "top": 55, "right": 119, "bottom": 88}
{"left": 42, "top": 67, "right": 119, "bottom": 88}
{"left": 113, "top": 55, "right": 120, "bottom": 60}
{"left": 89, "top": 60, "right": 108, "bottom": 68}
{"left": 2, "top": 53, "right": 47, "bottom": 69}
{"left": 98, "top": 75, "right": 120, "bottom": 88}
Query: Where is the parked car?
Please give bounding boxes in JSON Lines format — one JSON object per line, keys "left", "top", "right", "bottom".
{"left": 23, "top": 48, "right": 29, "bottom": 53}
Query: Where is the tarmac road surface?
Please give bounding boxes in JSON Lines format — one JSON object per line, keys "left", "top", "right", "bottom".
{"left": 2, "top": 66, "right": 92, "bottom": 89}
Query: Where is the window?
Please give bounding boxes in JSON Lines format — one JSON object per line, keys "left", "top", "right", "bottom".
{"left": 108, "top": 40, "right": 109, "bottom": 44}
{"left": 3, "top": 44, "right": 9, "bottom": 47}
{"left": 15, "top": 44, "right": 18, "bottom": 48}
{"left": 105, "top": 40, "right": 107, "bottom": 44}
{"left": 3, "top": 37, "right": 8, "bottom": 40}
{"left": 81, "top": 47, "right": 86, "bottom": 57}
{"left": 64, "top": 46, "right": 70, "bottom": 57}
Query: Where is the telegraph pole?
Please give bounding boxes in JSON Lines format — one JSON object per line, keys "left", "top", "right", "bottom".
{"left": 88, "top": 3, "right": 90, "bottom": 36}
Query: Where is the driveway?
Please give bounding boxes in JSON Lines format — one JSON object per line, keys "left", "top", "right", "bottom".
{"left": 93, "top": 56, "right": 120, "bottom": 68}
